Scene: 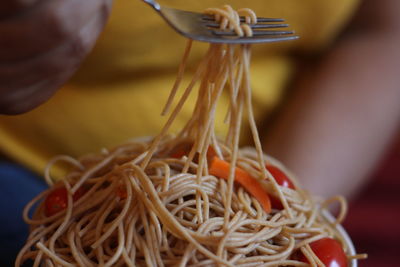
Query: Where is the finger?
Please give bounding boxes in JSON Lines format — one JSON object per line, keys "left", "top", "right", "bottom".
{"left": 0, "top": 7, "right": 108, "bottom": 114}
{"left": 0, "top": 0, "right": 112, "bottom": 62}
{"left": 0, "top": 69, "right": 74, "bottom": 114}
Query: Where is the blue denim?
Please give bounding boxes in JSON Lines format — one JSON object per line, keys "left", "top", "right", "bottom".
{"left": 0, "top": 162, "right": 47, "bottom": 267}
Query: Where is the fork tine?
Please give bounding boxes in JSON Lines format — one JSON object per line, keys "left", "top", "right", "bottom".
{"left": 255, "top": 17, "right": 285, "bottom": 22}
{"left": 202, "top": 35, "right": 299, "bottom": 44}
{"left": 205, "top": 23, "right": 289, "bottom": 29}
{"left": 212, "top": 30, "right": 295, "bottom": 36}
{"left": 248, "top": 23, "right": 289, "bottom": 29}
{"left": 249, "top": 30, "right": 294, "bottom": 36}
{"left": 201, "top": 15, "right": 285, "bottom": 23}
{"left": 250, "top": 35, "right": 299, "bottom": 42}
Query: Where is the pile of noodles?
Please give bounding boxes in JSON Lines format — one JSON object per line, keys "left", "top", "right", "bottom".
{"left": 16, "top": 5, "right": 365, "bottom": 267}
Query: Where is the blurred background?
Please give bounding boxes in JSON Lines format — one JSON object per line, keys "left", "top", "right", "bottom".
{"left": 344, "top": 135, "right": 400, "bottom": 267}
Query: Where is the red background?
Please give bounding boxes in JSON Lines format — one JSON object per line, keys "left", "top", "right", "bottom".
{"left": 344, "top": 137, "right": 400, "bottom": 267}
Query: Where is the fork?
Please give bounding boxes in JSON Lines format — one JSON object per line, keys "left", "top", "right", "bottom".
{"left": 142, "top": 0, "right": 298, "bottom": 44}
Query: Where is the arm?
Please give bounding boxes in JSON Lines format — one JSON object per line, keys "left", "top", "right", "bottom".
{"left": 263, "top": 0, "right": 400, "bottom": 198}
{"left": 0, "top": 0, "right": 112, "bottom": 114}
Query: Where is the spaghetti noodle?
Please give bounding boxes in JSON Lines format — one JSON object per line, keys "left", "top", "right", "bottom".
{"left": 16, "top": 6, "right": 366, "bottom": 267}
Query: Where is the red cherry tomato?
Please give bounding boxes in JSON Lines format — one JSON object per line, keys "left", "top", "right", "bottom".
{"left": 116, "top": 186, "right": 128, "bottom": 199}
{"left": 44, "top": 186, "right": 86, "bottom": 217}
{"left": 171, "top": 148, "right": 188, "bottom": 159}
{"left": 298, "top": 238, "right": 348, "bottom": 267}
{"left": 170, "top": 142, "right": 193, "bottom": 159}
{"left": 266, "top": 165, "right": 294, "bottom": 209}
{"left": 171, "top": 143, "right": 216, "bottom": 164}
{"left": 267, "top": 165, "right": 294, "bottom": 189}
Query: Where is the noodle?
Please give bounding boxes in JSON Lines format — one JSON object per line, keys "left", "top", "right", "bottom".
{"left": 16, "top": 5, "right": 366, "bottom": 267}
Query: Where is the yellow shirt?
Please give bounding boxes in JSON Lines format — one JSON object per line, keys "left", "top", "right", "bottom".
{"left": 0, "top": 0, "right": 359, "bottom": 177}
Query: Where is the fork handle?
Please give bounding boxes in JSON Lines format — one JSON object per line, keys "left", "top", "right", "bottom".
{"left": 142, "top": 0, "right": 160, "bottom": 10}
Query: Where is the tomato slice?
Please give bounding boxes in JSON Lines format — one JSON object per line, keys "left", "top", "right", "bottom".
{"left": 266, "top": 165, "right": 294, "bottom": 209}
{"left": 44, "top": 186, "right": 86, "bottom": 217}
{"left": 297, "top": 238, "right": 348, "bottom": 267}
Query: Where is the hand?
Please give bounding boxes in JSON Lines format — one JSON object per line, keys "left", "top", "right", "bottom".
{"left": 0, "top": 0, "right": 113, "bottom": 114}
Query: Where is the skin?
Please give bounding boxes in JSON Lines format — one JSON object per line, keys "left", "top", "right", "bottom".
{"left": 263, "top": 0, "right": 400, "bottom": 198}
{"left": 0, "top": 0, "right": 399, "bottom": 199}
{"left": 0, "top": 0, "right": 112, "bottom": 114}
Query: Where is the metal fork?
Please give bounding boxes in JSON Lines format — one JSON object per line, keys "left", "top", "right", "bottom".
{"left": 142, "top": 0, "right": 298, "bottom": 44}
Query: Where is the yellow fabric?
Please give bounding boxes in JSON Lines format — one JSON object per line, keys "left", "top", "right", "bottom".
{"left": 0, "top": 0, "right": 359, "bottom": 177}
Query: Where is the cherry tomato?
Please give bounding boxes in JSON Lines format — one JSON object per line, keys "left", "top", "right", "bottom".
{"left": 266, "top": 165, "right": 294, "bottom": 209}
{"left": 170, "top": 142, "right": 193, "bottom": 159}
{"left": 44, "top": 186, "right": 86, "bottom": 217}
{"left": 171, "top": 150, "right": 187, "bottom": 159}
{"left": 267, "top": 165, "right": 294, "bottom": 189}
{"left": 298, "top": 238, "right": 348, "bottom": 267}
{"left": 170, "top": 143, "right": 216, "bottom": 163}
{"left": 116, "top": 186, "right": 128, "bottom": 199}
